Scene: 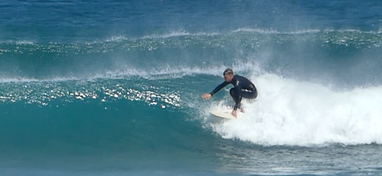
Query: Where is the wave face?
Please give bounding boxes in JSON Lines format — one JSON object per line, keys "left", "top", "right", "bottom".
{"left": 2, "top": 30, "right": 382, "bottom": 85}
{"left": 1, "top": 1, "right": 382, "bottom": 175}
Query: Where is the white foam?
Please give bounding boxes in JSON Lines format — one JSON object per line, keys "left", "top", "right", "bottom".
{"left": 234, "top": 28, "right": 382, "bottom": 35}
{"left": 105, "top": 35, "right": 129, "bottom": 42}
{"left": 233, "top": 28, "right": 321, "bottom": 34}
{"left": 323, "top": 29, "right": 382, "bottom": 34}
{"left": 0, "top": 77, "right": 40, "bottom": 83}
{"left": 0, "top": 40, "right": 35, "bottom": 44}
{"left": 63, "top": 28, "right": 382, "bottom": 46}
{"left": 209, "top": 73, "right": 382, "bottom": 146}
{"left": 86, "top": 61, "right": 261, "bottom": 80}
{"left": 0, "top": 61, "right": 261, "bottom": 83}
{"left": 141, "top": 30, "right": 221, "bottom": 39}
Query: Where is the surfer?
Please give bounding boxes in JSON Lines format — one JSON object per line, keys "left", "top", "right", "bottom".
{"left": 202, "top": 68, "right": 257, "bottom": 117}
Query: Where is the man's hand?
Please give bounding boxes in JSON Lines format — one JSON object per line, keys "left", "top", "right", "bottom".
{"left": 231, "top": 110, "right": 237, "bottom": 117}
{"left": 202, "top": 93, "right": 212, "bottom": 100}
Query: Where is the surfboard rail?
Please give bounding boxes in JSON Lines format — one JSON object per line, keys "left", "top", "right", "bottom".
{"left": 209, "top": 110, "right": 236, "bottom": 119}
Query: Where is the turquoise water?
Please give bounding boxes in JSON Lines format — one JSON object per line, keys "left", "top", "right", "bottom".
{"left": 1, "top": 1, "right": 382, "bottom": 175}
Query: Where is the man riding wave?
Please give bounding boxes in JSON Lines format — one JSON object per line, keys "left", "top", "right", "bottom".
{"left": 202, "top": 68, "right": 257, "bottom": 117}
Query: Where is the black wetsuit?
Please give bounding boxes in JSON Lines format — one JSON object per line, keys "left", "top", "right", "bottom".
{"left": 210, "top": 75, "right": 257, "bottom": 110}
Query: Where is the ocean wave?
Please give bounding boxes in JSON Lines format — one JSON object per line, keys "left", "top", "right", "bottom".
{"left": 2, "top": 28, "right": 381, "bottom": 47}
{"left": 1, "top": 29, "right": 381, "bottom": 86}
{"left": 207, "top": 73, "right": 382, "bottom": 146}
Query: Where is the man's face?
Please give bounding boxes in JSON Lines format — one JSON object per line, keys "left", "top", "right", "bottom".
{"left": 224, "top": 74, "right": 233, "bottom": 82}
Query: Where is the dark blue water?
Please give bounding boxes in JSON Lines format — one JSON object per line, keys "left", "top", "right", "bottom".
{"left": 1, "top": 1, "right": 382, "bottom": 175}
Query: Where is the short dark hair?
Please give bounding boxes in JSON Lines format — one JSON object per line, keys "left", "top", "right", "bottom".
{"left": 223, "top": 68, "right": 233, "bottom": 75}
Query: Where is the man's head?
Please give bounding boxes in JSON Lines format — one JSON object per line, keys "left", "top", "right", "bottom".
{"left": 223, "top": 68, "right": 234, "bottom": 82}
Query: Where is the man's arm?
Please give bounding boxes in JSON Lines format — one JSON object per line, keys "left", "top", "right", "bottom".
{"left": 210, "top": 82, "right": 230, "bottom": 96}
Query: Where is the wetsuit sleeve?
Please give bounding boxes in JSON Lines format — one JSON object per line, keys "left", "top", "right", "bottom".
{"left": 210, "top": 82, "right": 230, "bottom": 96}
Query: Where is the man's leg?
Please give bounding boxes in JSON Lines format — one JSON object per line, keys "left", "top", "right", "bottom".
{"left": 229, "top": 88, "right": 239, "bottom": 105}
{"left": 238, "top": 89, "right": 257, "bottom": 112}
{"left": 241, "top": 89, "right": 257, "bottom": 99}
{"left": 230, "top": 88, "right": 244, "bottom": 112}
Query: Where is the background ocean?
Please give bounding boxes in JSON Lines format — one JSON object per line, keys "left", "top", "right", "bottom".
{"left": 1, "top": 0, "right": 382, "bottom": 175}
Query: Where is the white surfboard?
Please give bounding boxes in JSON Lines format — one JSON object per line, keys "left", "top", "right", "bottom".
{"left": 209, "top": 110, "right": 236, "bottom": 119}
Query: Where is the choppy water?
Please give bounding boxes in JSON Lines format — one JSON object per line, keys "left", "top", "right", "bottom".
{"left": 1, "top": 0, "right": 382, "bottom": 175}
